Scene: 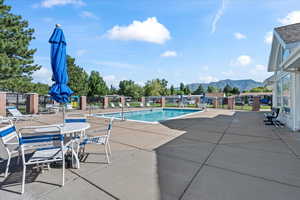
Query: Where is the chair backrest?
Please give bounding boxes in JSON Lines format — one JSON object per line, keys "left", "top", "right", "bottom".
{"left": 7, "top": 107, "right": 23, "bottom": 117}
{"left": 65, "top": 113, "right": 87, "bottom": 123}
{"left": 146, "top": 103, "right": 150, "bottom": 107}
{"left": 140, "top": 103, "right": 144, "bottom": 107}
{"left": 0, "top": 124, "right": 18, "bottom": 145}
{"left": 126, "top": 102, "right": 130, "bottom": 107}
{"left": 18, "top": 125, "right": 64, "bottom": 152}
{"left": 118, "top": 103, "right": 123, "bottom": 107}
{"left": 273, "top": 108, "right": 280, "bottom": 118}
{"left": 110, "top": 102, "right": 115, "bottom": 108}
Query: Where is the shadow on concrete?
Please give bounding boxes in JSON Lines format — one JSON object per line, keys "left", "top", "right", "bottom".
{"left": 155, "top": 113, "right": 235, "bottom": 199}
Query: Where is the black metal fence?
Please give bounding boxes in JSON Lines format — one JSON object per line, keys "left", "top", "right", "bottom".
{"left": 6, "top": 93, "right": 28, "bottom": 114}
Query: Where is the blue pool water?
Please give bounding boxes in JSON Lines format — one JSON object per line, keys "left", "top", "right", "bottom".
{"left": 95, "top": 108, "right": 202, "bottom": 123}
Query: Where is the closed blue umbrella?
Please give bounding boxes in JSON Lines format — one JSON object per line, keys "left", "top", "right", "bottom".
{"left": 49, "top": 24, "right": 73, "bottom": 103}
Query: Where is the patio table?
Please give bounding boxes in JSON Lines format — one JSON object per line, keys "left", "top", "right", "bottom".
{"left": 34, "top": 123, "right": 90, "bottom": 169}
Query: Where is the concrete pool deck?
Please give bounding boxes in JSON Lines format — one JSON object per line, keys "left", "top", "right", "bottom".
{"left": 1, "top": 108, "right": 300, "bottom": 199}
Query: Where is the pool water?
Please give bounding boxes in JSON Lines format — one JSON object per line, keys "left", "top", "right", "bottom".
{"left": 96, "top": 108, "right": 202, "bottom": 123}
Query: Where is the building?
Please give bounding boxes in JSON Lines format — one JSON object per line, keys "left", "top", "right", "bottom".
{"left": 264, "top": 23, "right": 300, "bottom": 131}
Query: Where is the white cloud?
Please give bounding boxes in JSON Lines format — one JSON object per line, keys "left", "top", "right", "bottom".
{"left": 199, "top": 76, "right": 219, "bottom": 83}
{"left": 32, "top": 67, "right": 52, "bottom": 85}
{"left": 103, "top": 75, "right": 118, "bottom": 86}
{"left": 264, "top": 31, "right": 273, "bottom": 44}
{"left": 211, "top": 0, "right": 229, "bottom": 33}
{"left": 231, "top": 55, "right": 252, "bottom": 66}
{"left": 40, "top": 0, "right": 85, "bottom": 8}
{"left": 234, "top": 32, "right": 246, "bottom": 40}
{"left": 106, "top": 17, "right": 171, "bottom": 44}
{"left": 160, "top": 50, "right": 177, "bottom": 57}
{"left": 278, "top": 11, "right": 300, "bottom": 25}
{"left": 80, "top": 11, "right": 99, "bottom": 20}
{"left": 76, "top": 49, "right": 87, "bottom": 56}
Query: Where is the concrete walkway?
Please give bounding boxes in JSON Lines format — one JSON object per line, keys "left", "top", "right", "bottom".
{"left": 1, "top": 109, "right": 300, "bottom": 200}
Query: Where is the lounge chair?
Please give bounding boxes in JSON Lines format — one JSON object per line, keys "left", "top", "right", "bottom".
{"left": 7, "top": 107, "right": 36, "bottom": 121}
{"left": 66, "top": 104, "right": 74, "bottom": 111}
{"left": 0, "top": 116, "right": 15, "bottom": 124}
{"left": 110, "top": 102, "right": 115, "bottom": 108}
{"left": 126, "top": 102, "right": 131, "bottom": 108}
{"left": 18, "top": 125, "right": 65, "bottom": 194}
{"left": 146, "top": 102, "right": 151, "bottom": 107}
{"left": 140, "top": 103, "right": 144, "bottom": 107}
{"left": 264, "top": 108, "right": 282, "bottom": 127}
{"left": 118, "top": 103, "right": 123, "bottom": 108}
{"left": 79, "top": 118, "right": 113, "bottom": 163}
{"left": 0, "top": 124, "right": 21, "bottom": 178}
{"left": 45, "top": 104, "right": 60, "bottom": 114}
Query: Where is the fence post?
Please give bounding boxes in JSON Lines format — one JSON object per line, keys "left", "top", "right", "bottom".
{"left": 80, "top": 96, "right": 87, "bottom": 111}
{"left": 212, "top": 97, "right": 218, "bottom": 108}
{"left": 252, "top": 96, "right": 261, "bottom": 111}
{"left": 0, "top": 92, "right": 6, "bottom": 116}
{"left": 228, "top": 97, "right": 235, "bottom": 110}
{"left": 103, "top": 96, "right": 109, "bottom": 109}
{"left": 120, "top": 96, "right": 125, "bottom": 106}
{"left": 161, "top": 96, "right": 165, "bottom": 107}
{"left": 26, "top": 93, "right": 39, "bottom": 114}
{"left": 141, "top": 97, "right": 145, "bottom": 106}
{"left": 195, "top": 96, "right": 201, "bottom": 108}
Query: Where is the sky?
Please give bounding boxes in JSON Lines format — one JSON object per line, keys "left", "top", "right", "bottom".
{"left": 6, "top": 0, "right": 300, "bottom": 87}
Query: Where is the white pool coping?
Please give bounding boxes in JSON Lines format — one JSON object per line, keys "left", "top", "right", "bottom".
{"left": 93, "top": 108, "right": 204, "bottom": 124}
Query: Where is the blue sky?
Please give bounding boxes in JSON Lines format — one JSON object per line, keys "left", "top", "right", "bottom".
{"left": 7, "top": 0, "right": 300, "bottom": 87}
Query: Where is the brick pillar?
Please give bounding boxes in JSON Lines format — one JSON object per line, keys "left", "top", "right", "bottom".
{"left": 252, "top": 96, "right": 261, "bottom": 111}
{"left": 195, "top": 96, "right": 201, "bottom": 108}
{"left": 80, "top": 96, "right": 86, "bottom": 110}
{"left": 161, "top": 97, "right": 165, "bottom": 107}
{"left": 103, "top": 96, "right": 109, "bottom": 109}
{"left": 120, "top": 96, "right": 125, "bottom": 106}
{"left": 212, "top": 97, "right": 218, "bottom": 108}
{"left": 26, "top": 93, "right": 39, "bottom": 114}
{"left": 228, "top": 97, "right": 235, "bottom": 110}
{"left": 0, "top": 92, "right": 6, "bottom": 116}
{"left": 141, "top": 97, "right": 145, "bottom": 106}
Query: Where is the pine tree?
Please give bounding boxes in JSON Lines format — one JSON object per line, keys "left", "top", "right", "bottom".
{"left": 0, "top": 0, "right": 40, "bottom": 92}
{"left": 192, "top": 84, "right": 205, "bottom": 95}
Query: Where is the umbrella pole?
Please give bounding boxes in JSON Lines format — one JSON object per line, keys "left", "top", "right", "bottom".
{"left": 63, "top": 104, "right": 65, "bottom": 125}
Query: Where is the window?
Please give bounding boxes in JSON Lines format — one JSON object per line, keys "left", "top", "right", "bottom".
{"left": 282, "top": 74, "right": 291, "bottom": 113}
{"left": 283, "top": 48, "right": 290, "bottom": 62}
{"left": 276, "top": 81, "right": 282, "bottom": 107}
{"left": 276, "top": 74, "right": 291, "bottom": 113}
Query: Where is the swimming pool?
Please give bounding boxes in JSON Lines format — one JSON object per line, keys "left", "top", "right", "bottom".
{"left": 95, "top": 108, "right": 202, "bottom": 123}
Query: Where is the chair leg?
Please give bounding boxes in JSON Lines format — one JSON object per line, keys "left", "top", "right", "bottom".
{"left": 104, "top": 145, "right": 110, "bottom": 164}
{"left": 62, "top": 154, "right": 65, "bottom": 186}
{"left": 21, "top": 165, "right": 26, "bottom": 194}
{"left": 17, "top": 151, "right": 21, "bottom": 165}
{"left": 4, "top": 153, "right": 11, "bottom": 178}
{"left": 107, "top": 142, "right": 112, "bottom": 156}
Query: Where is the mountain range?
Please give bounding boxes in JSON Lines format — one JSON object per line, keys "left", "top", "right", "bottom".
{"left": 186, "top": 79, "right": 263, "bottom": 92}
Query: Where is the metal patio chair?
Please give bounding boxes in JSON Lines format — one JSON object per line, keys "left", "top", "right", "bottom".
{"left": 18, "top": 125, "right": 65, "bottom": 194}
{"left": 0, "top": 123, "right": 21, "bottom": 178}
{"left": 79, "top": 118, "right": 113, "bottom": 164}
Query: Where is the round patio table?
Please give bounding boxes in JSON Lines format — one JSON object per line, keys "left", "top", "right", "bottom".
{"left": 34, "top": 122, "right": 90, "bottom": 169}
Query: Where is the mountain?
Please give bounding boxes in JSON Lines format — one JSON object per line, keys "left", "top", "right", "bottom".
{"left": 187, "top": 79, "right": 263, "bottom": 92}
